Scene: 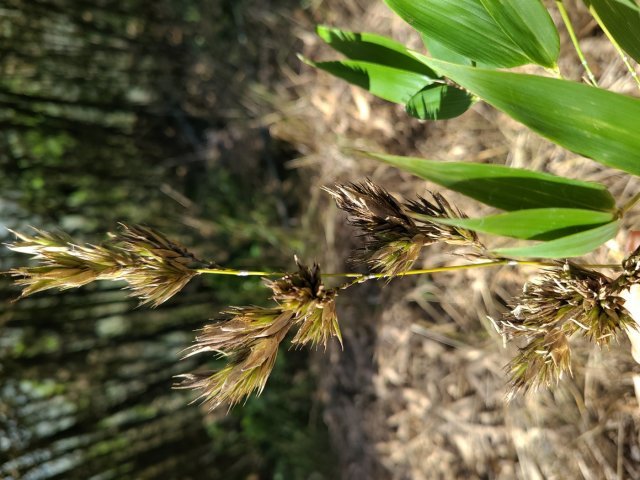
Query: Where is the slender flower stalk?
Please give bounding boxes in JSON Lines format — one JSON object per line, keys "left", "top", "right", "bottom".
{"left": 198, "top": 260, "right": 564, "bottom": 280}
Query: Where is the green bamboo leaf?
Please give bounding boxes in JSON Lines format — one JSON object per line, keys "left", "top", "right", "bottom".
{"left": 585, "top": 0, "right": 640, "bottom": 63}
{"left": 406, "top": 84, "right": 475, "bottom": 120}
{"left": 419, "top": 59, "right": 640, "bottom": 176}
{"left": 300, "top": 56, "right": 433, "bottom": 104}
{"left": 383, "top": 0, "right": 530, "bottom": 67}
{"left": 417, "top": 208, "right": 614, "bottom": 240}
{"left": 316, "top": 25, "right": 438, "bottom": 76}
{"left": 481, "top": 0, "right": 560, "bottom": 68}
{"left": 421, "top": 35, "right": 473, "bottom": 65}
{"left": 493, "top": 221, "right": 619, "bottom": 258}
{"left": 479, "top": 0, "right": 560, "bottom": 68}
{"left": 364, "top": 152, "right": 616, "bottom": 211}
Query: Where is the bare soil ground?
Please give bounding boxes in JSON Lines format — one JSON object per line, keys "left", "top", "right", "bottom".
{"left": 248, "top": 1, "right": 640, "bottom": 478}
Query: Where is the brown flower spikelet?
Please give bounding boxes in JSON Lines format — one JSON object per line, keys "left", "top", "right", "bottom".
{"left": 405, "top": 192, "right": 479, "bottom": 246}
{"left": 177, "top": 258, "right": 342, "bottom": 409}
{"left": 7, "top": 228, "right": 132, "bottom": 298}
{"left": 615, "top": 243, "right": 640, "bottom": 291}
{"left": 112, "top": 224, "right": 209, "bottom": 307}
{"left": 265, "top": 258, "right": 341, "bottom": 349}
{"left": 507, "top": 330, "right": 572, "bottom": 398}
{"left": 183, "top": 307, "right": 295, "bottom": 358}
{"left": 7, "top": 224, "right": 209, "bottom": 307}
{"left": 176, "top": 307, "right": 292, "bottom": 409}
{"left": 324, "top": 180, "right": 476, "bottom": 275}
{"left": 502, "top": 262, "right": 632, "bottom": 396}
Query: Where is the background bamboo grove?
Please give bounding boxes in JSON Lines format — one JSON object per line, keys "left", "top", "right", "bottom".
{"left": 3, "top": 0, "right": 640, "bottom": 479}
{"left": 0, "top": 1, "right": 335, "bottom": 478}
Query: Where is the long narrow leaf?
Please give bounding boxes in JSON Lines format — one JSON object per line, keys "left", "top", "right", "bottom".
{"left": 421, "top": 35, "right": 473, "bottom": 65}
{"left": 301, "top": 56, "right": 433, "bottom": 104}
{"left": 418, "top": 208, "right": 614, "bottom": 240}
{"left": 585, "top": 0, "right": 640, "bottom": 63}
{"left": 479, "top": 0, "right": 559, "bottom": 68}
{"left": 364, "top": 152, "right": 616, "bottom": 211}
{"left": 493, "top": 221, "right": 619, "bottom": 258}
{"left": 316, "top": 26, "right": 438, "bottom": 76}
{"left": 418, "top": 59, "right": 640, "bottom": 176}
{"left": 384, "top": 0, "right": 530, "bottom": 67}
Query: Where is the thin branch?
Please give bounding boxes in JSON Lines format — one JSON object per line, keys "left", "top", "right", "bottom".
{"left": 587, "top": 5, "right": 640, "bottom": 90}
{"left": 197, "top": 260, "right": 623, "bottom": 282}
{"left": 556, "top": 0, "right": 598, "bottom": 86}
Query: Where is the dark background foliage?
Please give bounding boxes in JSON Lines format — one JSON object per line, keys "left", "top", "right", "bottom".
{"left": 0, "top": 1, "right": 335, "bottom": 478}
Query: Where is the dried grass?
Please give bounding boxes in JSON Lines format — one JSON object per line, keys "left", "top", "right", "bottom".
{"left": 259, "top": 1, "right": 640, "bottom": 478}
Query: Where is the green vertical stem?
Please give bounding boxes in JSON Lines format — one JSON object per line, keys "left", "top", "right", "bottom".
{"left": 556, "top": 0, "right": 598, "bottom": 86}
{"left": 587, "top": 5, "right": 640, "bottom": 91}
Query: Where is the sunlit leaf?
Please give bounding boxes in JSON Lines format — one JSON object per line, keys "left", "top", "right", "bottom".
{"left": 421, "top": 35, "right": 473, "bottom": 65}
{"left": 406, "top": 84, "right": 475, "bottom": 120}
{"left": 364, "top": 152, "right": 616, "bottom": 211}
{"left": 417, "top": 208, "right": 614, "bottom": 240}
{"left": 493, "top": 221, "right": 619, "bottom": 258}
{"left": 300, "top": 56, "right": 433, "bottom": 104}
{"left": 419, "top": 59, "right": 640, "bottom": 176}
{"left": 317, "top": 25, "right": 437, "bottom": 75}
{"left": 479, "top": 0, "right": 560, "bottom": 68}
{"left": 384, "top": 0, "right": 530, "bottom": 67}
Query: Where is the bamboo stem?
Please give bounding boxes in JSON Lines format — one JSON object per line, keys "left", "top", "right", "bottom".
{"left": 196, "top": 260, "right": 622, "bottom": 281}
{"left": 588, "top": 5, "right": 640, "bottom": 90}
{"left": 556, "top": 0, "right": 598, "bottom": 87}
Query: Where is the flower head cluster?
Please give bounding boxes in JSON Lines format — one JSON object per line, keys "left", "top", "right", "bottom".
{"left": 176, "top": 259, "right": 341, "bottom": 409}
{"left": 265, "top": 258, "right": 341, "bottom": 348}
{"left": 619, "top": 244, "right": 640, "bottom": 288}
{"left": 6, "top": 228, "right": 127, "bottom": 297}
{"left": 501, "top": 262, "right": 632, "bottom": 397}
{"left": 111, "top": 224, "right": 210, "bottom": 307}
{"left": 175, "top": 307, "right": 293, "bottom": 409}
{"left": 6, "top": 224, "right": 209, "bottom": 307}
{"left": 324, "top": 180, "right": 477, "bottom": 276}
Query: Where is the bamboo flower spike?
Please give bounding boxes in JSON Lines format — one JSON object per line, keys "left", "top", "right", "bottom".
{"left": 324, "top": 180, "right": 478, "bottom": 276}
{"left": 111, "top": 224, "right": 213, "bottom": 307}
{"left": 9, "top": 222, "right": 639, "bottom": 408}
{"left": 6, "top": 224, "right": 213, "bottom": 307}
{"left": 176, "top": 307, "right": 294, "bottom": 410}
{"left": 501, "top": 262, "right": 633, "bottom": 397}
{"left": 176, "top": 258, "right": 341, "bottom": 409}
{"left": 265, "top": 257, "right": 341, "bottom": 349}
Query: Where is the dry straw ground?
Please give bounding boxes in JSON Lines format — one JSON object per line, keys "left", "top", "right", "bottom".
{"left": 254, "top": 1, "right": 640, "bottom": 478}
